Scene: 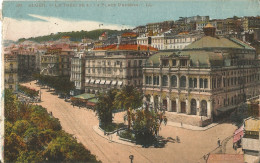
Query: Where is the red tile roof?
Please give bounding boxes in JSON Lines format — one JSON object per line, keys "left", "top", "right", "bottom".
{"left": 207, "top": 154, "right": 244, "bottom": 163}
{"left": 93, "top": 44, "right": 158, "bottom": 51}
{"left": 122, "top": 32, "right": 138, "bottom": 37}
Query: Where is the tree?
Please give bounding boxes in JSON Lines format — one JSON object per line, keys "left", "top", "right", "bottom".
{"left": 132, "top": 106, "right": 167, "bottom": 145}
{"left": 4, "top": 89, "right": 19, "bottom": 122}
{"left": 95, "top": 89, "right": 118, "bottom": 126}
{"left": 114, "top": 86, "right": 143, "bottom": 130}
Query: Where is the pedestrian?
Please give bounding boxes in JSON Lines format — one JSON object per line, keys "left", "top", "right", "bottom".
{"left": 218, "top": 138, "right": 221, "bottom": 147}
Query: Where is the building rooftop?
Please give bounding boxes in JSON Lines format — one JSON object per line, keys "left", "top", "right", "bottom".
{"left": 184, "top": 36, "right": 254, "bottom": 50}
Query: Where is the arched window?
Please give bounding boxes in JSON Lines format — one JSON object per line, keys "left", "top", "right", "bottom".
{"left": 149, "top": 76, "right": 152, "bottom": 84}
{"left": 162, "top": 75, "right": 168, "bottom": 86}
{"left": 190, "top": 99, "right": 197, "bottom": 115}
{"left": 189, "top": 78, "right": 193, "bottom": 88}
{"left": 200, "top": 78, "right": 203, "bottom": 88}
{"left": 180, "top": 76, "right": 186, "bottom": 88}
{"left": 204, "top": 79, "right": 208, "bottom": 88}
{"left": 171, "top": 75, "right": 177, "bottom": 87}
{"left": 194, "top": 78, "right": 197, "bottom": 88}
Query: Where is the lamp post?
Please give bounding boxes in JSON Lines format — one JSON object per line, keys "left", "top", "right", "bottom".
{"left": 129, "top": 155, "right": 134, "bottom": 163}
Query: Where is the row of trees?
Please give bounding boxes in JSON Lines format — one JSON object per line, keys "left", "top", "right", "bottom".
{"left": 95, "top": 86, "right": 167, "bottom": 145}
{"left": 33, "top": 74, "right": 74, "bottom": 96}
{"left": 18, "top": 85, "right": 39, "bottom": 98}
{"left": 4, "top": 89, "right": 100, "bottom": 162}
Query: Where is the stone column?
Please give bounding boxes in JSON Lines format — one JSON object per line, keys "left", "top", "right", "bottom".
{"left": 207, "top": 100, "right": 212, "bottom": 118}
{"left": 159, "top": 74, "right": 162, "bottom": 87}
{"left": 176, "top": 98, "right": 180, "bottom": 113}
{"left": 143, "top": 74, "right": 146, "bottom": 86}
{"left": 167, "top": 96, "right": 171, "bottom": 112}
{"left": 158, "top": 96, "right": 161, "bottom": 108}
{"left": 208, "top": 77, "right": 211, "bottom": 90}
{"left": 152, "top": 74, "right": 154, "bottom": 85}
{"left": 186, "top": 98, "right": 190, "bottom": 114}
{"left": 186, "top": 76, "right": 189, "bottom": 89}
{"left": 196, "top": 99, "right": 200, "bottom": 116}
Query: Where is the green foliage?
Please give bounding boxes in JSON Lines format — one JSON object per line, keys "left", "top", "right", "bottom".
{"left": 4, "top": 89, "right": 100, "bottom": 162}
{"left": 230, "top": 104, "right": 249, "bottom": 127}
{"left": 100, "top": 123, "right": 125, "bottom": 132}
{"left": 95, "top": 89, "right": 118, "bottom": 126}
{"left": 18, "top": 29, "right": 128, "bottom": 43}
{"left": 43, "top": 132, "right": 100, "bottom": 162}
{"left": 35, "top": 74, "right": 74, "bottom": 95}
{"left": 4, "top": 89, "right": 19, "bottom": 122}
{"left": 114, "top": 86, "right": 143, "bottom": 130}
{"left": 18, "top": 85, "right": 39, "bottom": 98}
{"left": 118, "top": 130, "right": 135, "bottom": 141}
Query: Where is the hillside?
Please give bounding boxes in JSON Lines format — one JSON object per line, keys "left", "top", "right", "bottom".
{"left": 18, "top": 29, "right": 131, "bottom": 43}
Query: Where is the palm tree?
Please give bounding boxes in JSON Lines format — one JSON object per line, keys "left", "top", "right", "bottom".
{"left": 114, "top": 86, "right": 143, "bottom": 130}
{"left": 95, "top": 89, "right": 118, "bottom": 126}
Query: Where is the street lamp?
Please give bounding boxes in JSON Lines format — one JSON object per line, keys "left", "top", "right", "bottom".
{"left": 129, "top": 155, "right": 134, "bottom": 163}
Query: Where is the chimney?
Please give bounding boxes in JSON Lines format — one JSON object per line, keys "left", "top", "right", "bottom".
{"left": 203, "top": 23, "right": 216, "bottom": 37}
{"left": 117, "top": 35, "right": 121, "bottom": 49}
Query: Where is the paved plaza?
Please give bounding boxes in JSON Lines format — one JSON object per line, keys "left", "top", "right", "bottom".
{"left": 22, "top": 81, "right": 240, "bottom": 163}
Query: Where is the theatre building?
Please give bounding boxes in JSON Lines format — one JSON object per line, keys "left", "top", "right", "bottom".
{"left": 143, "top": 25, "right": 260, "bottom": 126}
{"left": 85, "top": 44, "right": 157, "bottom": 93}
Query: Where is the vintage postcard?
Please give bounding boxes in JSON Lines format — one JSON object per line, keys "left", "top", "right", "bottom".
{"left": 1, "top": 0, "right": 260, "bottom": 162}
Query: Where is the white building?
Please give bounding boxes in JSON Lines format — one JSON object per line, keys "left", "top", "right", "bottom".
{"left": 137, "top": 33, "right": 201, "bottom": 50}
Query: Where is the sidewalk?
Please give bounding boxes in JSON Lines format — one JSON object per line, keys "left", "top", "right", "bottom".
{"left": 167, "top": 121, "right": 218, "bottom": 131}
{"left": 93, "top": 125, "right": 142, "bottom": 147}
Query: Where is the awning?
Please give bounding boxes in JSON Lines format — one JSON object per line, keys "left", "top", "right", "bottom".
{"left": 111, "top": 81, "right": 117, "bottom": 85}
{"left": 105, "top": 80, "right": 111, "bottom": 85}
{"left": 217, "top": 105, "right": 237, "bottom": 112}
{"left": 90, "top": 79, "right": 95, "bottom": 84}
{"left": 85, "top": 79, "right": 90, "bottom": 83}
{"left": 95, "top": 80, "right": 101, "bottom": 84}
{"left": 100, "top": 80, "right": 106, "bottom": 84}
{"left": 233, "top": 126, "right": 244, "bottom": 143}
{"left": 118, "top": 81, "right": 123, "bottom": 86}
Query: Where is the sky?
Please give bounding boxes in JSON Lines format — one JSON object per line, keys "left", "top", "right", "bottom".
{"left": 2, "top": 0, "right": 260, "bottom": 41}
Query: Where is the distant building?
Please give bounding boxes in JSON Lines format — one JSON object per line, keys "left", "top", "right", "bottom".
{"left": 84, "top": 44, "right": 157, "bottom": 94}
{"left": 4, "top": 54, "right": 18, "bottom": 91}
{"left": 242, "top": 16, "right": 260, "bottom": 32}
{"left": 146, "top": 21, "right": 174, "bottom": 34}
{"left": 41, "top": 47, "right": 74, "bottom": 76}
{"left": 143, "top": 26, "right": 260, "bottom": 126}
{"left": 137, "top": 32, "right": 202, "bottom": 50}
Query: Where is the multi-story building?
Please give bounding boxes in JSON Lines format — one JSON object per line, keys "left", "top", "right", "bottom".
{"left": 41, "top": 47, "right": 74, "bottom": 76}
{"left": 70, "top": 51, "right": 86, "bottom": 96}
{"left": 137, "top": 32, "right": 201, "bottom": 50}
{"left": 177, "top": 15, "right": 209, "bottom": 24}
{"left": 142, "top": 26, "right": 260, "bottom": 126}
{"left": 242, "top": 16, "right": 260, "bottom": 32}
{"left": 146, "top": 21, "right": 174, "bottom": 34}
{"left": 17, "top": 50, "right": 39, "bottom": 81}
{"left": 242, "top": 117, "right": 260, "bottom": 163}
{"left": 85, "top": 44, "right": 157, "bottom": 94}
{"left": 4, "top": 54, "right": 18, "bottom": 91}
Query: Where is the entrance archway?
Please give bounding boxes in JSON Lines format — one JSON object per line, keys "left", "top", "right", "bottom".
{"left": 172, "top": 100, "right": 176, "bottom": 112}
{"left": 181, "top": 101, "right": 186, "bottom": 113}
{"left": 190, "top": 99, "right": 197, "bottom": 115}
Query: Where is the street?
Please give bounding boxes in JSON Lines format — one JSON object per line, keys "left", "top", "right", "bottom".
{"left": 22, "top": 81, "right": 238, "bottom": 163}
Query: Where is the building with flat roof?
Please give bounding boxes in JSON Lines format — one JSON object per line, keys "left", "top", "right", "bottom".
{"left": 84, "top": 44, "right": 157, "bottom": 94}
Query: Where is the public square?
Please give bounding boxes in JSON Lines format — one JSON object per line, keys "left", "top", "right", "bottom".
{"left": 20, "top": 81, "right": 241, "bottom": 163}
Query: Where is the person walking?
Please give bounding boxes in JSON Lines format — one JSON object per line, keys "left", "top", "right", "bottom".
{"left": 217, "top": 138, "right": 221, "bottom": 147}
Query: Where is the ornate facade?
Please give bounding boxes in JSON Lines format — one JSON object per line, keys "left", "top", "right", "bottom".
{"left": 143, "top": 27, "right": 260, "bottom": 126}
